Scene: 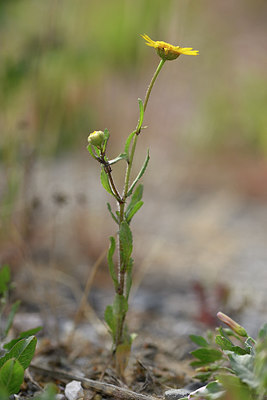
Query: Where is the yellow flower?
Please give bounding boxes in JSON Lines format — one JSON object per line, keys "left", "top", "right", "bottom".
{"left": 141, "top": 34, "right": 199, "bottom": 61}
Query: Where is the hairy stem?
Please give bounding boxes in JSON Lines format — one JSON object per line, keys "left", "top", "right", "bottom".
{"left": 114, "top": 59, "right": 166, "bottom": 350}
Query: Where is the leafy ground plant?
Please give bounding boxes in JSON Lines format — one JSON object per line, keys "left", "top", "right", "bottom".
{"left": 87, "top": 34, "right": 198, "bottom": 372}
{"left": 187, "top": 311, "right": 267, "bottom": 400}
{"left": 0, "top": 265, "right": 41, "bottom": 397}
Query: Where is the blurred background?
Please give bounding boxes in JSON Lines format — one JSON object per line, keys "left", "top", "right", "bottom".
{"left": 1, "top": 0, "right": 267, "bottom": 338}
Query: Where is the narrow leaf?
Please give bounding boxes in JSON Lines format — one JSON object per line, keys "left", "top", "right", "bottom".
{"left": 4, "top": 326, "right": 42, "bottom": 351}
{"left": 131, "top": 184, "right": 143, "bottom": 203}
{"left": 127, "top": 150, "right": 150, "bottom": 197}
{"left": 107, "top": 203, "right": 118, "bottom": 224}
{"left": 104, "top": 305, "right": 115, "bottom": 335}
{"left": 215, "top": 335, "right": 248, "bottom": 355}
{"left": 190, "top": 334, "right": 209, "bottom": 348}
{"left": 113, "top": 294, "right": 128, "bottom": 318}
{"left": 126, "top": 258, "right": 133, "bottom": 301}
{"left": 119, "top": 221, "right": 132, "bottom": 267}
{"left": 258, "top": 323, "right": 267, "bottom": 340}
{"left": 124, "top": 131, "right": 135, "bottom": 157}
{"left": 109, "top": 153, "right": 128, "bottom": 165}
{"left": 137, "top": 98, "right": 144, "bottom": 131}
{"left": 125, "top": 184, "right": 143, "bottom": 222}
{"left": 0, "top": 266, "right": 10, "bottom": 295}
{"left": 193, "top": 371, "right": 213, "bottom": 382}
{"left": 87, "top": 144, "right": 98, "bottom": 160}
{"left": 103, "top": 128, "right": 110, "bottom": 141}
{"left": 126, "top": 201, "right": 143, "bottom": 224}
{"left": 33, "top": 384, "right": 57, "bottom": 400}
{"left": 4, "top": 301, "right": 20, "bottom": 338}
{"left": 126, "top": 184, "right": 143, "bottom": 216}
{"left": 100, "top": 167, "right": 114, "bottom": 196}
{"left": 107, "top": 237, "right": 118, "bottom": 289}
{"left": 0, "top": 336, "right": 37, "bottom": 370}
{"left": 0, "top": 359, "right": 24, "bottom": 396}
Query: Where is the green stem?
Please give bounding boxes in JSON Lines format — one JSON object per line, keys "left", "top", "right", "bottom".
{"left": 114, "top": 59, "right": 166, "bottom": 350}
{"left": 122, "top": 58, "right": 166, "bottom": 201}
{"left": 143, "top": 58, "right": 166, "bottom": 112}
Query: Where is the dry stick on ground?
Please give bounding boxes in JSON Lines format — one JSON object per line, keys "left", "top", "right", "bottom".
{"left": 30, "top": 364, "right": 161, "bottom": 400}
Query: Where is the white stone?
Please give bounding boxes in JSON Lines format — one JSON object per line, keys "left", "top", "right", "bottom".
{"left": 65, "top": 380, "right": 84, "bottom": 400}
{"left": 165, "top": 388, "right": 190, "bottom": 400}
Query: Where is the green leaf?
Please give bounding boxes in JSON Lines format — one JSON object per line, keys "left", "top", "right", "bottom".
{"left": 0, "top": 336, "right": 37, "bottom": 370}
{"left": 126, "top": 201, "right": 143, "bottom": 224}
{"left": 87, "top": 144, "right": 98, "bottom": 160}
{"left": 215, "top": 335, "right": 248, "bottom": 355}
{"left": 107, "top": 203, "right": 118, "bottom": 224}
{"left": 33, "top": 384, "right": 57, "bottom": 400}
{"left": 4, "top": 326, "right": 42, "bottom": 351}
{"left": 193, "top": 371, "right": 213, "bottom": 382}
{"left": 0, "top": 358, "right": 24, "bottom": 395}
{"left": 228, "top": 353, "right": 257, "bottom": 389}
{"left": 126, "top": 184, "right": 144, "bottom": 223}
{"left": 100, "top": 167, "right": 114, "bottom": 196}
{"left": 0, "top": 266, "right": 10, "bottom": 295}
{"left": 126, "top": 258, "right": 133, "bottom": 301}
{"left": 190, "top": 360, "right": 210, "bottom": 368}
{"left": 191, "top": 348, "right": 223, "bottom": 364}
{"left": 4, "top": 300, "right": 20, "bottom": 338}
{"left": 124, "top": 131, "right": 135, "bottom": 157}
{"left": 258, "top": 323, "right": 267, "bottom": 340}
{"left": 127, "top": 150, "right": 150, "bottom": 197}
{"left": 244, "top": 337, "right": 255, "bottom": 355}
{"left": 218, "top": 374, "right": 252, "bottom": 400}
{"left": 119, "top": 221, "right": 132, "bottom": 267}
{"left": 0, "top": 385, "right": 9, "bottom": 399}
{"left": 113, "top": 294, "right": 128, "bottom": 318}
{"left": 137, "top": 98, "right": 144, "bottom": 132}
{"left": 103, "top": 128, "right": 110, "bottom": 141}
{"left": 107, "top": 237, "right": 118, "bottom": 289}
{"left": 108, "top": 153, "right": 128, "bottom": 165}
{"left": 190, "top": 334, "right": 209, "bottom": 348}
{"left": 104, "top": 305, "right": 115, "bottom": 334}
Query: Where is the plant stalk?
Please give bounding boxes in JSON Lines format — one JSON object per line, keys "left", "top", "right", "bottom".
{"left": 114, "top": 59, "right": 166, "bottom": 350}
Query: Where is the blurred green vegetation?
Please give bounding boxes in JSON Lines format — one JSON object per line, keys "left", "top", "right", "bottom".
{"left": 0, "top": 0, "right": 188, "bottom": 158}
{"left": 0, "top": 0, "right": 267, "bottom": 225}
{"left": 1, "top": 0, "right": 266, "bottom": 158}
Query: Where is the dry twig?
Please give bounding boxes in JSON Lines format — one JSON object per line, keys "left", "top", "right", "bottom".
{"left": 30, "top": 363, "right": 161, "bottom": 400}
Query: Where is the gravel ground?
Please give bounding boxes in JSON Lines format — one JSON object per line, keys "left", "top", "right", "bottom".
{"left": 13, "top": 152, "right": 265, "bottom": 337}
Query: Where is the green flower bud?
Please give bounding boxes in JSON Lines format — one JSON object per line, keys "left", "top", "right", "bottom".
{"left": 88, "top": 130, "right": 105, "bottom": 148}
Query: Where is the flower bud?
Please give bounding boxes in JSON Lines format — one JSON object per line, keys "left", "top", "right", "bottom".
{"left": 88, "top": 130, "right": 105, "bottom": 148}
{"left": 217, "top": 312, "right": 248, "bottom": 337}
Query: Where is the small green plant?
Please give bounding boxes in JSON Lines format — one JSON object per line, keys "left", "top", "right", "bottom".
{"left": 187, "top": 311, "right": 267, "bottom": 400}
{"left": 87, "top": 34, "right": 198, "bottom": 371}
{"left": 33, "top": 384, "right": 58, "bottom": 400}
{"left": 0, "top": 265, "right": 41, "bottom": 398}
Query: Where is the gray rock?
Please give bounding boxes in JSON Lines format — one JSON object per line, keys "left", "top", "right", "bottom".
{"left": 56, "top": 395, "right": 65, "bottom": 400}
{"left": 165, "top": 388, "right": 191, "bottom": 400}
{"left": 65, "top": 380, "right": 84, "bottom": 400}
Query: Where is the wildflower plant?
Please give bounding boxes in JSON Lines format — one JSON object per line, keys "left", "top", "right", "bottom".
{"left": 87, "top": 34, "right": 198, "bottom": 370}
{"left": 0, "top": 266, "right": 41, "bottom": 397}
{"left": 187, "top": 312, "right": 267, "bottom": 400}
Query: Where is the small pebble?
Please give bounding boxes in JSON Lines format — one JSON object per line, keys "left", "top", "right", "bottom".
{"left": 65, "top": 380, "right": 84, "bottom": 400}
{"left": 164, "top": 388, "right": 191, "bottom": 400}
{"left": 56, "top": 394, "right": 66, "bottom": 400}
{"left": 56, "top": 395, "right": 66, "bottom": 400}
